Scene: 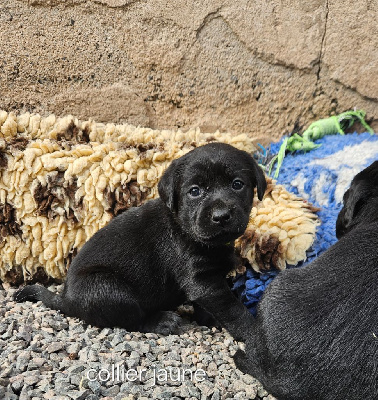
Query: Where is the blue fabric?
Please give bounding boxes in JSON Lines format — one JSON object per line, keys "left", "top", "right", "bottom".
{"left": 233, "top": 132, "right": 378, "bottom": 316}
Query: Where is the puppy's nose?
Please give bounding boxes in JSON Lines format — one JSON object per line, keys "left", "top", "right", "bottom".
{"left": 212, "top": 208, "right": 231, "bottom": 224}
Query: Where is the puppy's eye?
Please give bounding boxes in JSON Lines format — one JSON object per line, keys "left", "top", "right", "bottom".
{"left": 188, "top": 186, "right": 201, "bottom": 197}
{"left": 232, "top": 179, "right": 244, "bottom": 191}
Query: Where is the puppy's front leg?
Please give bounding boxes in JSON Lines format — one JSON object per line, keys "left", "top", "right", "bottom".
{"left": 192, "top": 302, "right": 220, "bottom": 328}
{"left": 187, "top": 279, "right": 254, "bottom": 342}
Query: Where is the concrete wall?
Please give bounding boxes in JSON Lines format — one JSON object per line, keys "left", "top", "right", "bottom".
{"left": 1, "top": 0, "right": 377, "bottom": 143}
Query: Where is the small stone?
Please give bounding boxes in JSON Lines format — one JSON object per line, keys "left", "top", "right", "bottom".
{"left": 85, "top": 395, "right": 99, "bottom": 400}
{"left": 216, "top": 378, "right": 229, "bottom": 389}
{"left": 186, "top": 384, "right": 201, "bottom": 398}
{"left": 39, "top": 364, "right": 54, "bottom": 373}
{"left": 47, "top": 342, "right": 65, "bottom": 353}
{"left": 67, "top": 365, "right": 85, "bottom": 375}
{"left": 87, "top": 349, "right": 98, "bottom": 362}
{"left": 126, "top": 351, "right": 140, "bottom": 368}
{"left": 100, "top": 385, "right": 120, "bottom": 397}
{"left": 1, "top": 365, "right": 13, "bottom": 378}
{"left": 18, "top": 385, "right": 32, "bottom": 400}
{"left": 2, "top": 320, "right": 15, "bottom": 339}
{"left": 44, "top": 390, "right": 56, "bottom": 399}
{"left": 0, "top": 377, "right": 8, "bottom": 387}
{"left": 238, "top": 372, "right": 253, "bottom": 383}
{"left": 66, "top": 390, "right": 91, "bottom": 400}
{"left": 66, "top": 343, "right": 81, "bottom": 354}
{"left": 5, "top": 391, "right": 21, "bottom": 400}
{"left": 234, "top": 392, "right": 247, "bottom": 400}
{"left": 138, "top": 343, "right": 150, "bottom": 354}
{"left": 36, "top": 379, "right": 51, "bottom": 392}
{"left": 211, "top": 389, "right": 221, "bottom": 400}
{"left": 258, "top": 387, "right": 269, "bottom": 397}
{"left": 15, "top": 350, "right": 31, "bottom": 372}
{"left": 17, "top": 325, "right": 32, "bottom": 342}
{"left": 9, "top": 374, "right": 24, "bottom": 392}
{"left": 111, "top": 334, "right": 123, "bottom": 346}
{"left": 30, "top": 342, "right": 43, "bottom": 352}
{"left": 114, "top": 342, "right": 132, "bottom": 352}
{"left": 127, "top": 340, "right": 140, "bottom": 350}
{"left": 55, "top": 378, "right": 73, "bottom": 392}
{"left": 88, "top": 379, "right": 101, "bottom": 394}
{"left": 41, "top": 327, "right": 54, "bottom": 334}
{"left": 245, "top": 384, "right": 258, "bottom": 398}
{"left": 69, "top": 374, "right": 82, "bottom": 387}
{"left": 197, "top": 380, "right": 215, "bottom": 397}
{"left": 78, "top": 348, "right": 88, "bottom": 362}
{"left": 29, "top": 357, "right": 46, "bottom": 369}
{"left": 70, "top": 325, "right": 85, "bottom": 335}
{"left": 24, "top": 374, "right": 40, "bottom": 386}
{"left": 97, "top": 328, "right": 111, "bottom": 340}
{"left": 49, "top": 319, "right": 69, "bottom": 330}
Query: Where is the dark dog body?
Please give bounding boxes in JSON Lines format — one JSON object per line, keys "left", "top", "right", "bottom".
{"left": 235, "top": 160, "right": 378, "bottom": 399}
{"left": 15, "top": 143, "right": 266, "bottom": 340}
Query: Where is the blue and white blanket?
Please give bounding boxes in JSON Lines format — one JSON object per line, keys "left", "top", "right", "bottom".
{"left": 234, "top": 132, "right": 378, "bottom": 315}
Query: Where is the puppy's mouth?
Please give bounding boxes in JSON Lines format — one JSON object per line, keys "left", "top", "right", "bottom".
{"left": 189, "top": 205, "right": 250, "bottom": 246}
{"left": 193, "top": 227, "right": 244, "bottom": 246}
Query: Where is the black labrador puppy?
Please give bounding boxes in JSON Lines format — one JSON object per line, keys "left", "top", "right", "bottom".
{"left": 234, "top": 160, "right": 378, "bottom": 400}
{"left": 15, "top": 143, "right": 266, "bottom": 341}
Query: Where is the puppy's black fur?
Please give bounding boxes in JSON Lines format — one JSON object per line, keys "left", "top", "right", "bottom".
{"left": 234, "top": 160, "right": 378, "bottom": 400}
{"left": 14, "top": 143, "right": 266, "bottom": 340}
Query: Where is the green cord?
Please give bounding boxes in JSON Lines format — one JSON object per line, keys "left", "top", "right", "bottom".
{"left": 269, "top": 137, "right": 287, "bottom": 178}
{"left": 271, "top": 110, "right": 374, "bottom": 178}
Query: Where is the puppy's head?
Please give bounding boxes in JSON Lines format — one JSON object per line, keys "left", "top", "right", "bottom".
{"left": 336, "top": 160, "right": 378, "bottom": 239}
{"left": 158, "top": 142, "right": 266, "bottom": 246}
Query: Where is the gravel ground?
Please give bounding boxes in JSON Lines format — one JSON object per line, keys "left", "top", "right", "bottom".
{"left": 0, "top": 284, "right": 276, "bottom": 400}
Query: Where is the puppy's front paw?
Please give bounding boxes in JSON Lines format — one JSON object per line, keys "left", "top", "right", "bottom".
{"left": 192, "top": 304, "right": 221, "bottom": 329}
{"left": 13, "top": 285, "right": 42, "bottom": 303}
{"left": 142, "top": 311, "right": 182, "bottom": 335}
{"left": 233, "top": 348, "right": 251, "bottom": 374}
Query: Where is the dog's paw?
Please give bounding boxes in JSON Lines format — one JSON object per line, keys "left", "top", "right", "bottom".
{"left": 233, "top": 348, "right": 251, "bottom": 374}
{"left": 192, "top": 304, "right": 221, "bottom": 329}
{"left": 13, "top": 285, "right": 41, "bottom": 303}
{"left": 142, "top": 311, "right": 182, "bottom": 335}
{"left": 153, "top": 311, "right": 182, "bottom": 335}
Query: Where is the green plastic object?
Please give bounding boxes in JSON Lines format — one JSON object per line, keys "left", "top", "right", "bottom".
{"left": 270, "top": 110, "right": 374, "bottom": 178}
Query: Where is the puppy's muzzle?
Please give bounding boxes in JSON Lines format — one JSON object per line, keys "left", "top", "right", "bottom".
{"left": 211, "top": 203, "right": 235, "bottom": 226}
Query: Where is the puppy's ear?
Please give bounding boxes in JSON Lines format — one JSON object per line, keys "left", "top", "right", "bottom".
{"left": 336, "top": 186, "right": 366, "bottom": 238}
{"left": 336, "top": 161, "right": 378, "bottom": 238}
{"left": 254, "top": 162, "right": 267, "bottom": 201}
{"left": 336, "top": 181, "right": 372, "bottom": 239}
{"left": 248, "top": 159, "right": 266, "bottom": 201}
{"left": 158, "top": 159, "right": 180, "bottom": 212}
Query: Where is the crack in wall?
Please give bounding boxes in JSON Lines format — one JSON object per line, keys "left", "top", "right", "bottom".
{"left": 183, "top": 10, "right": 301, "bottom": 76}
{"left": 25, "top": 0, "right": 83, "bottom": 7}
{"left": 24, "top": 0, "right": 142, "bottom": 9}
{"left": 316, "top": 0, "right": 329, "bottom": 91}
{"left": 177, "top": 7, "right": 223, "bottom": 69}
{"left": 92, "top": 0, "right": 143, "bottom": 10}
{"left": 195, "top": 6, "right": 223, "bottom": 40}
{"left": 214, "top": 14, "right": 312, "bottom": 74}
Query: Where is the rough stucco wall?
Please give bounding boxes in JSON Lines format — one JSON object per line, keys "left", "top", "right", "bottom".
{"left": 0, "top": 0, "right": 377, "bottom": 144}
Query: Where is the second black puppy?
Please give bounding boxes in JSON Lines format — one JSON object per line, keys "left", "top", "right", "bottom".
{"left": 15, "top": 143, "right": 266, "bottom": 340}
{"left": 234, "top": 160, "right": 378, "bottom": 400}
